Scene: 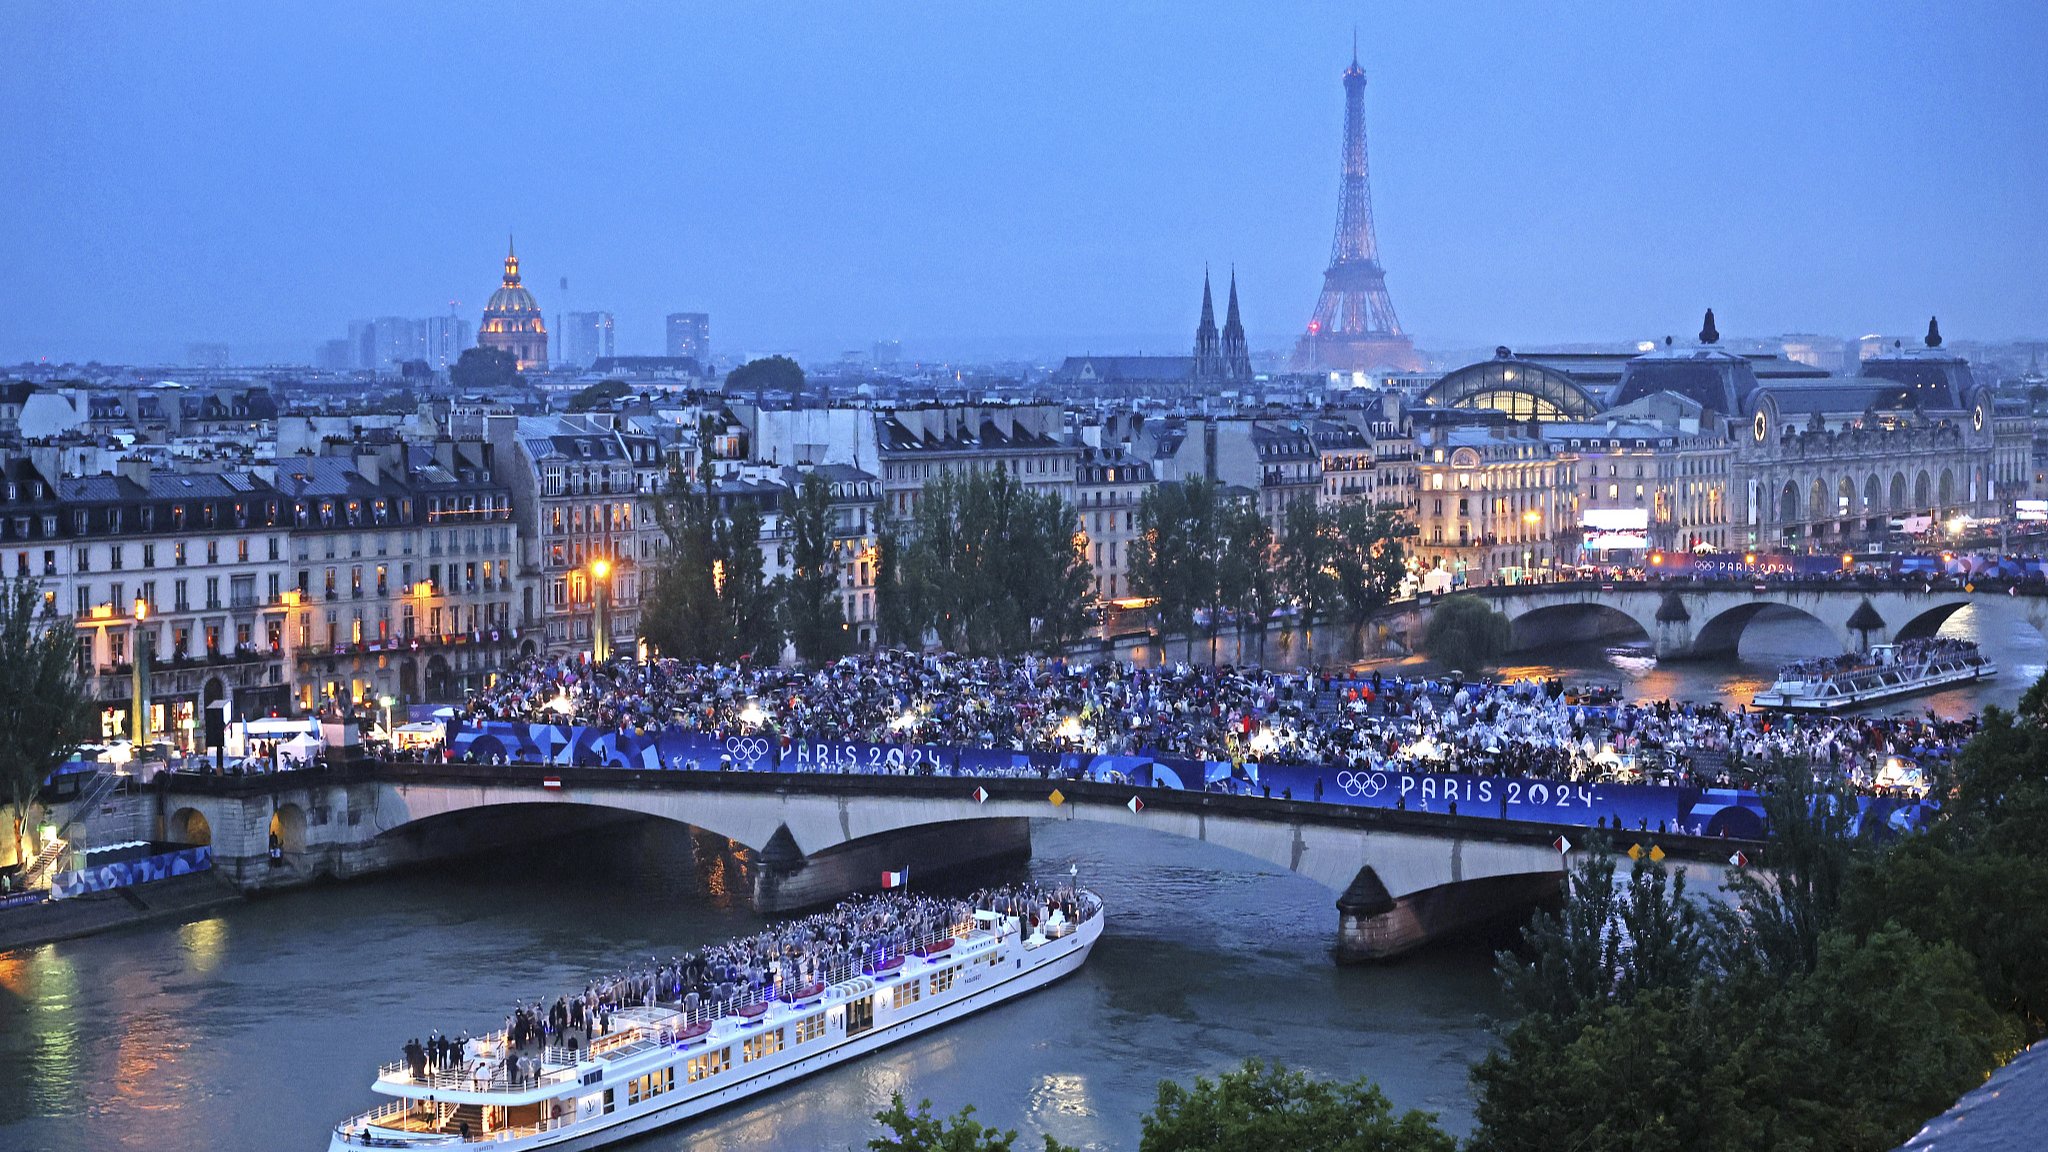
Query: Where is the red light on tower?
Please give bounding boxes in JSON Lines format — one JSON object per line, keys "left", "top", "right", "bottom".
{"left": 1308, "top": 320, "right": 1321, "bottom": 334}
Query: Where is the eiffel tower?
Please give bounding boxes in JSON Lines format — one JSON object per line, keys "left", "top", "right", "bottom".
{"left": 1291, "top": 41, "right": 1421, "bottom": 373}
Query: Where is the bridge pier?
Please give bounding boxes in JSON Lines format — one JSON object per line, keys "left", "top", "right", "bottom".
{"left": 750, "top": 817, "right": 1032, "bottom": 914}
{"left": 1334, "top": 865, "right": 1564, "bottom": 962}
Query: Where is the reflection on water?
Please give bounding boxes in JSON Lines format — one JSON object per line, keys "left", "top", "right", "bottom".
{"left": 1450, "top": 605, "right": 2043, "bottom": 717}
{"left": 0, "top": 820, "right": 1500, "bottom": 1152}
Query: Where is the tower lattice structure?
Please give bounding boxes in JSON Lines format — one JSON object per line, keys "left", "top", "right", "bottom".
{"left": 1291, "top": 45, "right": 1420, "bottom": 373}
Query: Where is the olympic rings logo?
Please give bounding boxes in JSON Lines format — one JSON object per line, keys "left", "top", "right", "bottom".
{"left": 1334, "top": 770, "right": 1391, "bottom": 798}
{"left": 726, "top": 737, "right": 771, "bottom": 768}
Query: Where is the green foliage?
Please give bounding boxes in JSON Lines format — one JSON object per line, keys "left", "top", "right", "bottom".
{"left": 641, "top": 467, "right": 781, "bottom": 664}
{"left": 449, "top": 345, "right": 524, "bottom": 393}
{"left": 778, "top": 472, "right": 848, "bottom": 664}
{"left": 1330, "top": 504, "right": 1408, "bottom": 630}
{"left": 1127, "top": 477, "right": 1220, "bottom": 643}
{"left": 869, "top": 1094, "right": 1076, "bottom": 1152}
{"left": 1277, "top": 500, "right": 1337, "bottom": 661}
{"left": 1420, "top": 594, "right": 1511, "bottom": 670}
{"left": 880, "top": 468, "right": 1090, "bottom": 655}
{"left": 1835, "top": 681, "right": 2048, "bottom": 1039}
{"left": 565, "top": 379, "right": 632, "bottom": 411}
{"left": 724, "top": 355, "right": 806, "bottom": 397}
{"left": 1215, "top": 498, "right": 1275, "bottom": 641}
{"left": 1138, "top": 1058, "right": 1455, "bottom": 1152}
{"left": 0, "top": 582, "right": 95, "bottom": 866}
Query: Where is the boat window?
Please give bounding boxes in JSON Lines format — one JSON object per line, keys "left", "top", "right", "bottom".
{"left": 846, "top": 996, "right": 875, "bottom": 1037}
{"left": 686, "top": 1047, "right": 731, "bottom": 1083}
{"left": 743, "top": 1029, "right": 785, "bottom": 1063}
{"left": 893, "top": 979, "right": 923, "bottom": 1009}
{"left": 930, "top": 966, "right": 958, "bottom": 995}
{"left": 795, "top": 1012, "right": 827, "bottom": 1043}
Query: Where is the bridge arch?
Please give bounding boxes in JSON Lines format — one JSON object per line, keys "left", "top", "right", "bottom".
{"left": 1689, "top": 601, "right": 1834, "bottom": 660}
{"left": 1504, "top": 602, "right": 1652, "bottom": 653}
{"left": 168, "top": 806, "right": 211, "bottom": 847}
{"left": 270, "top": 803, "right": 307, "bottom": 856}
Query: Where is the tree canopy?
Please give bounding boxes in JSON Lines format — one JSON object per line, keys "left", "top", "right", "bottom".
{"left": 724, "top": 355, "right": 806, "bottom": 397}
{"left": 779, "top": 472, "right": 849, "bottom": 665}
{"left": 1139, "top": 1059, "right": 1455, "bottom": 1152}
{"left": 450, "top": 345, "right": 524, "bottom": 393}
{"left": 640, "top": 466, "right": 779, "bottom": 664}
{"left": 1420, "top": 594, "right": 1512, "bottom": 670}
{"left": 0, "top": 582, "right": 95, "bottom": 869}
{"left": 878, "top": 468, "right": 1090, "bottom": 655}
{"left": 870, "top": 1095, "right": 1076, "bottom": 1152}
{"left": 565, "top": 379, "right": 632, "bottom": 411}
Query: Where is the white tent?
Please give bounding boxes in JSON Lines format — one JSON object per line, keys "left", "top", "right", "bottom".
{"left": 277, "top": 734, "right": 322, "bottom": 771}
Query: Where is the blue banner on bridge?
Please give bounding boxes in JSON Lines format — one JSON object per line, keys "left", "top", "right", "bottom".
{"left": 52, "top": 845, "right": 212, "bottom": 900}
{"left": 436, "top": 720, "right": 1933, "bottom": 839}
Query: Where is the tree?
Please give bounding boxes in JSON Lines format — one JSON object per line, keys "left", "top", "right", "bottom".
{"left": 724, "top": 355, "right": 806, "bottom": 398}
{"left": 1128, "top": 478, "right": 1219, "bottom": 662}
{"left": 0, "top": 582, "right": 95, "bottom": 870}
{"left": 1420, "top": 594, "right": 1511, "bottom": 670}
{"left": 779, "top": 473, "right": 849, "bottom": 664}
{"left": 1139, "top": 1058, "right": 1455, "bottom": 1152}
{"left": 565, "top": 379, "right": 632, "bottom": 411}
{"left": 870, "top": 1095, "right": 1077, "bottom": 1152}
{"left": 641, "top": 465, "right": 780, "bottom": 664}
{"left": 1330, "top": 504, "right": 1408, "bottom": 658}
{"left": 1276, "top": 499, "right": 1337, "bottom": 666}
{"left": 882, "top": 468, "right": 1090, "bottom": 655}
{"left": 450, "top": 345, "right": 524, "bottom": 393}
{"left": 1216, "top": 499, "right": 1275, "bottom": 661}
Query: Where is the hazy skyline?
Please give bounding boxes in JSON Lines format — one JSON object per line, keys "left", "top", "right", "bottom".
{"left": 3, "top": 1, "right": 2044, "bottom": 366}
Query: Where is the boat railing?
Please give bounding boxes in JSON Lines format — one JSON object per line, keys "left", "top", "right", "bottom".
{"left": 374, "top": 1058, "right": 579, "bottom": 1095}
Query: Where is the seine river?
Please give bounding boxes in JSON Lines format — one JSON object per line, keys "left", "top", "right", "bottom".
{"left": 2, "top": 607, "right": 2034, "bottom": 1152}
{"left": 0, "top": 819, "right": 1504, "bottom": 1152}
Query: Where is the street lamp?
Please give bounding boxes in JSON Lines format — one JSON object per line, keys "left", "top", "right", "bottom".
{"left": 379, "top": 694, "right": 395, "bottom": 741}
{"left": 131, "top": 598, "right": 151, "bottom": 750}
{"left": 589, "top": 558, "right": 612, "bottom": 663}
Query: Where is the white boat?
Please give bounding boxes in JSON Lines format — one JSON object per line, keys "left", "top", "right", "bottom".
{"left": 1751, "top": 641, "right": 1995, "bottom": 713}
{"left": 328, "top": 891, "right": 1103, "bottom": 1151}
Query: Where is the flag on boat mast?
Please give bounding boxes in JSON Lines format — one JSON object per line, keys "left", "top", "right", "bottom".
{"left": 881, "top": 869, "right": 908, "bottom": 889}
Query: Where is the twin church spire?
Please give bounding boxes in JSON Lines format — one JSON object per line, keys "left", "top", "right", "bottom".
{"left": 1193, "top": 268, "right": 1252, "bottom": 384}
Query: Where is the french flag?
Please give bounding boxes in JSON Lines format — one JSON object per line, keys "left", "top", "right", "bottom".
{"left": 881, "top": 870, "right": 908, "bottom": 889}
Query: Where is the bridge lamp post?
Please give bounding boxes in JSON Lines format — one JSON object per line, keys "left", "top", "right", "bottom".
{"left": 131, "top": 598, "right": 151, "bottom": 751}
{"left": 589, "top": 558, "right": 612, "bottom": 664}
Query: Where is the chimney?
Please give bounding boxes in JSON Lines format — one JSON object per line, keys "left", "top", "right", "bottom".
{"left": 117, "top": 455, "right": 152, "bottom": 489}
{"left": 355, "top": 452, "right": 380, "bottom": 485}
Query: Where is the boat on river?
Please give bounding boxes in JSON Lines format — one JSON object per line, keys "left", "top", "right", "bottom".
{"left": 328, "top": 890, "right": 1102, "bottom": 1151}
{"left": 1750, "top": 640, "right": 1995, "bottom": 713}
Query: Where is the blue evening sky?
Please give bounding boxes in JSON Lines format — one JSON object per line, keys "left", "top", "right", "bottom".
{"left": 1, "top": 1, "right": 2042, "bottom": 365}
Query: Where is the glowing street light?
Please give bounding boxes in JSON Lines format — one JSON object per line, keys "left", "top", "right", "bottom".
{"left": 131, "top": 597, "right": 152, "bottom": 749}
{"left": 589, "top": 558, "right": 613, "bottom": 663}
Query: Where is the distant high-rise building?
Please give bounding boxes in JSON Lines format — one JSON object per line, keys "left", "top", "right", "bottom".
{"left": 667, "top": 313, "right": 710, "bottom": 363}
{"left": 1291, "top": 42, "right": 1420, "bottom": 373}
{"left": 426, "top": 311, "right": 472, "bottom": 371}
{"left": 314, "top": 339, "right": 352, "bottom": 370}
{"left": 563, "top": 312, "right": 616, "bottom": 367}
{"left": 185, "top": 343, "right": 229, "bottom": 368}
{"left": 873, "top": 340, "right": 901, "bottom": 366}
{"left": 478, "top": 237, "right": 549, "bottom": 370}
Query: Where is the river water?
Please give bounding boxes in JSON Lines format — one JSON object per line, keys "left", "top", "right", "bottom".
{"left": 0, "top": 819, "right": 1503, "bottom": 1152}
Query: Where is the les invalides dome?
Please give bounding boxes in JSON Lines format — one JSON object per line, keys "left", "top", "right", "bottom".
{"left": 478, "top": 237, "right": 548, "bottom": 369}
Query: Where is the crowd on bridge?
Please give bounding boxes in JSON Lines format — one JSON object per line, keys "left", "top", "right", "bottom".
{"left": 397, "top": 885, "right": 1086, "bottom": 1087}
{"left": 452, "top": 651, "right": 1970, "bottom": 797}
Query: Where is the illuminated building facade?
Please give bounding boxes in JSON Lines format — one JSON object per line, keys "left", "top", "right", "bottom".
{"left": 478, "top": 239, "right": 549, "bottom": 370}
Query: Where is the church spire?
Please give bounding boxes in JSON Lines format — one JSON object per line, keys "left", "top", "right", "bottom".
{"left": 1194, "top": 267, "right": 1222, "bottom": 378}
{"left": 1221, "top": 267, "right": 1251, "bottom": 382}
{"left": 504, "top": 234, "right": 522, "bottom": 286}
{"left": 1925, "top": 316, "right": 1943, "bottom": 348}
{"left": 1699, "top": 308, "right": 1719, "bottom": 345}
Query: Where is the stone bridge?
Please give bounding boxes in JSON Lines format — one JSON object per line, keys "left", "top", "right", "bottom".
{"left": 116, "top": 763, "right": 1759, "bottom": 962}
{"left": 1377, "top": 583, "right": 2048, "bottom": 660}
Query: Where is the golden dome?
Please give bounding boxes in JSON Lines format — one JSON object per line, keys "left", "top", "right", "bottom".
{"left": 485, "top": 239, "right": 541, "bottom": 317}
